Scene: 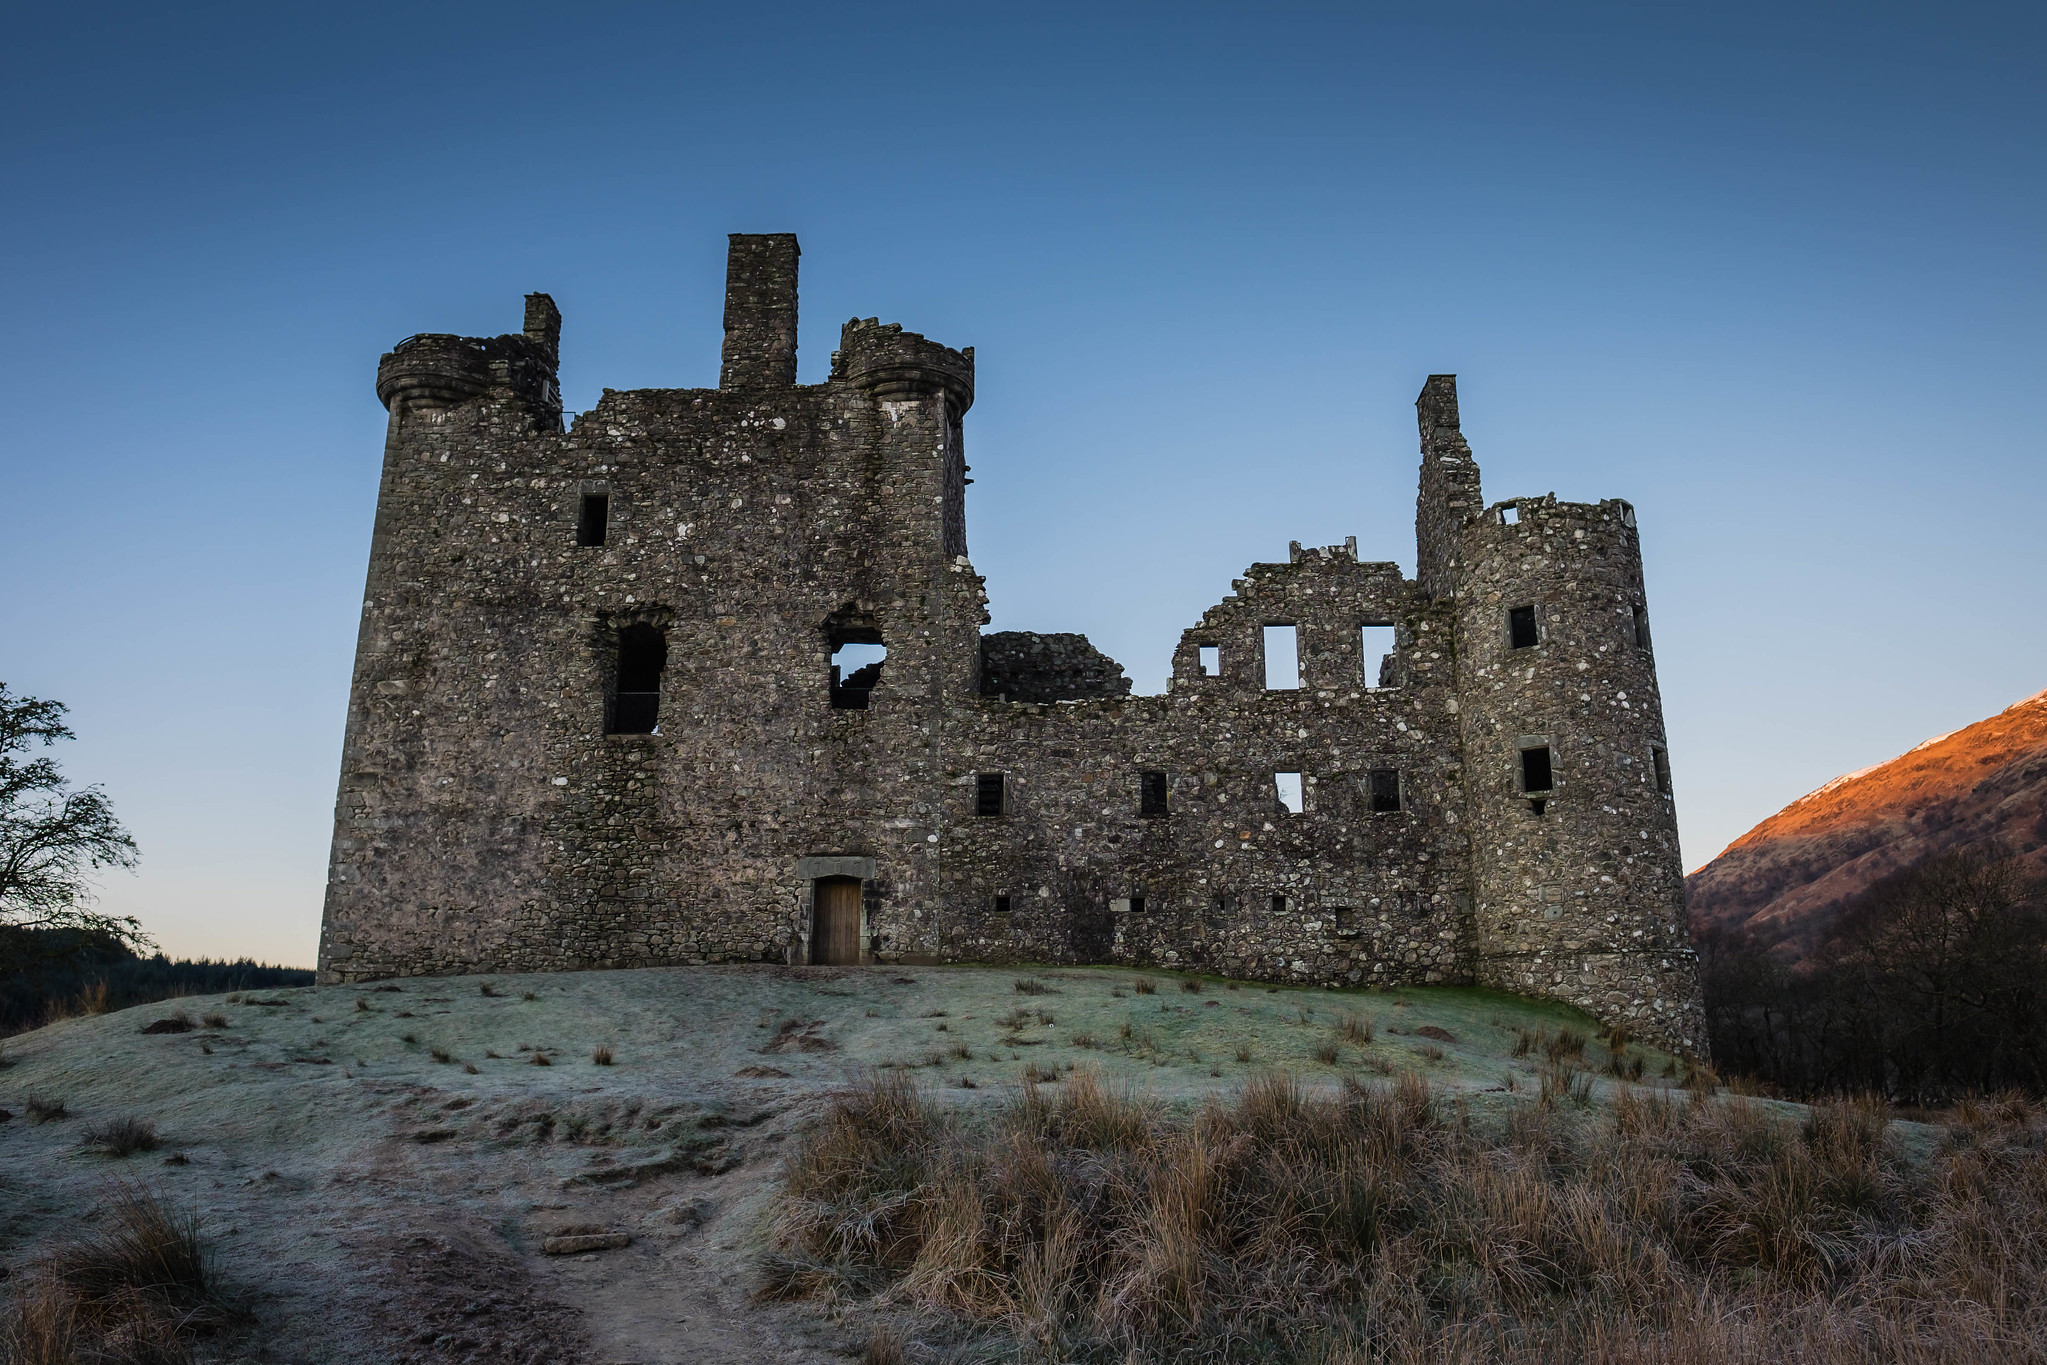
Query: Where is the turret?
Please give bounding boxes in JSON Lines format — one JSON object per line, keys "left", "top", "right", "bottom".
{"left": 833, "top": 318, "right": 974, "bottom": 412}
{"left": 374, "top": 292, "right": 561, "bottom": 425}
{"left": 1450, "top": 487, "right": 1704, "bottom": 1052}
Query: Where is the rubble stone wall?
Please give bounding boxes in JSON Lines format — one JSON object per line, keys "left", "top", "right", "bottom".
{"left": 317, "top": 232, "right": 1707, "bottom": 1054}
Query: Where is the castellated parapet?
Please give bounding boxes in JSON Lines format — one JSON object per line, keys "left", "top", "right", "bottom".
{"left": 318, "top": 234, "right": 1705, "bottom": 1052}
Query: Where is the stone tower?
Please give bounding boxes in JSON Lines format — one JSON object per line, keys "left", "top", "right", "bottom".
{"left": 317, "top": 235, "right": 1705, "bottom": 1053}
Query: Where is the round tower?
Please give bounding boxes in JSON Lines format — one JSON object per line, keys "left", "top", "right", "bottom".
{"left": 1452, "top": 493, "right": 1704, "bottom": 1053}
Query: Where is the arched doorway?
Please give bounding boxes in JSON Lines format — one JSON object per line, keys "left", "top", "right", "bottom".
{"left": 812, "top": 876, "right": 862, "bottom": 965}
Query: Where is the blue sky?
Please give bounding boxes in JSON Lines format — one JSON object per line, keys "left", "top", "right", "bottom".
{"left": 3, "top": 2, "right": 2042, "bottom": 965}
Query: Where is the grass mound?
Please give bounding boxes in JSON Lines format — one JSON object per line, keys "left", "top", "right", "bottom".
{"left": 766, "top": 1071, "right": 2047, "bottom": 1362}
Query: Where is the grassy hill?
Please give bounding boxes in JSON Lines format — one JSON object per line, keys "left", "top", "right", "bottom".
{"left": 1, "top": 965, "right": 2034, "bottom": 1364}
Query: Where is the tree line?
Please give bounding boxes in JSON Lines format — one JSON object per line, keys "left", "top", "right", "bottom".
{"left": 1701, "top": 849, "right": 2047, "bottom": 1103}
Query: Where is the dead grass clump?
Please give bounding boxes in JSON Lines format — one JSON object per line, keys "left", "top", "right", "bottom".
{"left": 1179, "top": 977, "right": 1202, "bottom": 993}
{"left": 1338, "top": 1013, "right": 1374, "bottom": 1045}
{"left": 529, "top": 1051, "right": 553, "bottom": 1067}
{"left": 429, "top": 1046, "right": 453, "bottom": 1064}
{"left": 478, "top": 982, "right": 499, "bottom": 997}
{"left": 1013, "top": 978, "right": 1054, "bottom": 996}
{"left": 592, "top": 1045, "right": 614, "bottom": 1066}
{"left": 83, "top": 1117, "right": 160, "bottom": 1157}
{"left": 1313, "top": 1042, "right": 1341, "bottom": 1065}
{"left": 765, "top": 1063, "right": 2047, "bottom": 1362}
{"left": 26, "top": 1096, "right": 67, "bottom": 1124}
{"left": 1132, "top": 977, "right": 1158, "bottom": 995}
{"left": 0, "top": 1183, "right": 222, "bottom": 1363}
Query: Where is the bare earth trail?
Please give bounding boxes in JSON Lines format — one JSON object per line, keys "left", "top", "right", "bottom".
{"left": 0, "top": 965, "right": 1668, "bottom": 1363}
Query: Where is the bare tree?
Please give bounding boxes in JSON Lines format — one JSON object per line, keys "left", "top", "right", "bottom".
{"left": 0, "top": 682, "right": 143, "bottom": 951}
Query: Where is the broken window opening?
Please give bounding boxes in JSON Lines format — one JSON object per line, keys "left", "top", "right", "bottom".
{"left": 975, "top": 772, "right": 1006, "bottom": 818}
{"left": 609, "top": 623, "right": 666, "bottom": 735}
{"left": 826, "top": 613, "right": 887, "bottom": 710}
{"left": 1651, "top": 745, "right": 1673, "bottom": 796}
{"left": 1140, "top": 770, "right": 1169, "bottom": 817}
{"left": 1508, "top": 605, "right": 1540, "bottom": 650}
{"left": 1274, "top": 771, "right": 1304, "bottom": 814}
{"left": 994, "top": 894, "right": 1011, "bottom": 915}
{"left": 1632, "top": 603, "right": 1652, "bottom": 650}
{"left": 577, "top": 491, "right": 609, "bottom": 547}
{"left": 1368, "top": 768, "right": 1402, "bottom": 813}
{"left": 1520, "top": 745, "right": 1553, "bottom": 795}
{"left": 1263, "top": 625, "right": 1300, "bottom": 690}
{"left": 1501, "top": 503, "right": 1520, "bottom": 525}
{"left": 1360, "top": 624, "right": 1396, "bottom": 689}
{"left": 1198, "top": 645, "right": 1221, "bottom": 677}
{"left": 1270, "top": 893, "right": 1290, "bottom": 914}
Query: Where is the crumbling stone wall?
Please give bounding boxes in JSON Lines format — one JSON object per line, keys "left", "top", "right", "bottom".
{"left": 317, "top": 233, "right": 1705, "bottom": 1054}
{"left": 979, "top": 631, "right": 1132, "bottom": 702}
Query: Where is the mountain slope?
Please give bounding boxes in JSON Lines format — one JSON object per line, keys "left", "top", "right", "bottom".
{"left": 1686, "top": 689, "right": 2047, "bottom": 959}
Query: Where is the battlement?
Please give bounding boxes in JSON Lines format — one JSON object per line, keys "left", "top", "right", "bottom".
{"left": 833, "top": 318, "right": 975, "bottom": 412}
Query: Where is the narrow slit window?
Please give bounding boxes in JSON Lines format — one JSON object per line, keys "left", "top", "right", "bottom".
{"left": 1651, "top": 745, "right": 1672, "bottom": 795}
{"left": 1198, "top": 645, "right": 1221, "bottom": 677}
{"left": 1508, "top": 605, "right": 1540, "bottom": 650}
{"left": 577, "top": 491, "right": 609, "bottom": 547}
{"left": 1360, "top": 624, "right": 1396, "bottom": 689}
{"left": 608, "top": 623, "right": 666, "bottom": 734}
{"left": 975, "top": 772, "right": 1006, "bottom": 818}
{"left": 1631, "top": 603, "right": 1652, "bottom": 650}
{"left": 1520, "top": 745, "right": 1553, "bottom": 794}
{"left": 1263, "top": 625, "right": 1300, "bottom": 690}
{"left": 1368, "top": 768, "right": 1402, "bottom": 813}
{"left": 1274, "top": 771, "right": 1304, "bottom": 814}
{"left": 1140, "top": 770, "right": 1168, "bottom": 817}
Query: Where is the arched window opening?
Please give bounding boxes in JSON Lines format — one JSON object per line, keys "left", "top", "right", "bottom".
{"left": 610, "top": 624, "right": 667, "bottom": 734}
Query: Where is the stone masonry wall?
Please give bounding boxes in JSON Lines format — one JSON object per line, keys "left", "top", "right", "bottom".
{"left": 317, "top": 234, "right": 1707, "bottom": 1055}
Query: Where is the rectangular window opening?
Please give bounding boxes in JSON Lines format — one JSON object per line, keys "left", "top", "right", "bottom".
{"left": 1501, "top": 503, "right": 1520, "bottom": 525}
{"left": 975, "top": 772, "right": 1006, "bottom": 818}
{"left": 1360, "top": 624, "right": 1396, "bottom": 689}
{"left": 577, "top": 491, "right": 609, "bottom": 547}
{"left": 1140, "top": 770, "right": 1169, "bottom": 817}
{"left": 1520, "top": 745, "right": 1553, "bottom": 794}
{"left": 607, "top": 622, "right": 666, "bottom": 735}
{"left": 1651, "top": 745, "right": 1672, "bottom": 796}
{"left": 1508, "top": 604, "right": 1540, "bottom": 650}
{"left": 1632, "top": 603, "right": 1652, "bottom": 650}
{"left": 994, "top": 894, "right": 1011, "bottom": 915}
{"left": 1333, "top": 907, "right": 1359, "bottom": 937}
{"left": 1274, "top": 771, "right": 1304, "bottom": 814}
{"left": 1198, "top": 644, "right": 1221, "bottom": 677}
{"left": 1368, "top": 768, "right": 1402, "bottom": 813}
{"left": 1263, "top": 625, "right": 1300, "bottom": 690}
{"left": 1129, "top": 896, "right": 1146, "bottom": 915}
{"left": 1270, "top": 893, "right": 1290, "bottom": 914}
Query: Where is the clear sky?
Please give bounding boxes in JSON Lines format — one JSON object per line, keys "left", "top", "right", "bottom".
{"left": 3, "top": 3, "right": 2042, "bottom": 966}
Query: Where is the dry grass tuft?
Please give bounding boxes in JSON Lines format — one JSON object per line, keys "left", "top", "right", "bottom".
{"left": 592, "top": 1045, "right": 615, "bottom": 1066}
{"left": 1013, "top": 978, "right": 1055, "bottom": 996}
{"left": 26, "top": 1096, "right": 67, "bottom": 1124}
{"left": 529, "top": 1051, "right": 553, "bottom": 1067}
{"left": 1313, "top": 1041, "right": 1342, "bottom": 1065}
{"left": 199, "top": 1013, "right": 227, "bottom": 1030}
{"left": 82, "top": 1117, "right": 160, "bottom": 1158}
{"left": 429, "top": 1046, "right": 453, "bottom": 1064}
{"left": 765, "top": 1070, "right": 2047, "bottom": 1363}
{"left": 478, "top": 982, "right": 499, "bottom": 997}
{"left": 1338, "top": 1013, "right": 1374, "bottom": 1045}
{"left": 1132, "top": 977, "right": 1158, "bottom": 995}
{"left": 0, "top": 1183, "right": 222, "bottom": 1364}
{"left": 1179, "top": 977, "right": 1203, "bottom": 993}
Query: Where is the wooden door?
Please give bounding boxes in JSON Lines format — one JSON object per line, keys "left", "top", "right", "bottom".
{"left": 813, "top": 877, "right": 862, "bottom": 965}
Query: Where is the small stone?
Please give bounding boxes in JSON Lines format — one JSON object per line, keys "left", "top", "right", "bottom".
{"left": 542, "top": 1232, "right": 630, "bottom": 1255}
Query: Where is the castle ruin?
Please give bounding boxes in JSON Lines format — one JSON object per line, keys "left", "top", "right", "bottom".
{"left": 317, "top": 234, "right": 1705, "bottom": 1052}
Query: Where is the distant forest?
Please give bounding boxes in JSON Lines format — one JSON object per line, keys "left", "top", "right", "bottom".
{"left": 1702, "top": 849, "right": 2047, "bottom": 1103}
{"left": 0, "top": 928, "right": 313, "bottom": 1036}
